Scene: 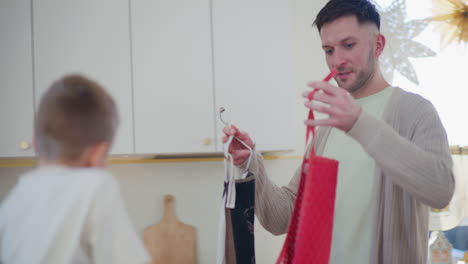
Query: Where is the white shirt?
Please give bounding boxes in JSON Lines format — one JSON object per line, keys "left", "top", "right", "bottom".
{"left": 324, "top": 87, "right": 393, "bottom": 264}
{"left": 0, "top": 166, "right": 150, "bottom": 264}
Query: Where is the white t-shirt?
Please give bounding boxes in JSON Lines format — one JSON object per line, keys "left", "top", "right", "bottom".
{"left": 324, "top": 87, "right": 393, "bottom": 264}
{"left": 0, "top": 166, "right": 150, "bottom": 264}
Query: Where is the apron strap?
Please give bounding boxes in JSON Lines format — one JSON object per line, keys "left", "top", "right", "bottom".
{"left": 222, "top": 134, "right": 254, "bottom": 209}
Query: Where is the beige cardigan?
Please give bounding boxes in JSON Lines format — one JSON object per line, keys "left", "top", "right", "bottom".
{"left": 247, "top": 87, "right": 454, "bottom": 264}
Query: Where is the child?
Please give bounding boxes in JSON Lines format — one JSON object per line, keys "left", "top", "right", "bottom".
{"left": 0, "top": 75, "right": 149, "bottom": 264}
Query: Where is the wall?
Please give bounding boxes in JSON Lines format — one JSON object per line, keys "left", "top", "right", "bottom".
{"left": 0, "top": 0, "right": 329, "bottom": 263}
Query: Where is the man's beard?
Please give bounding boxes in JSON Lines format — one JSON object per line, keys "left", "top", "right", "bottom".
{"left": 337, "top": 49, "right": 375, "bottom": 94}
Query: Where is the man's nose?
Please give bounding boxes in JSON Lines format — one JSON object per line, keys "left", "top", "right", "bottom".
{"left": 330, "top": 49, "right": 347, "bottom": 69}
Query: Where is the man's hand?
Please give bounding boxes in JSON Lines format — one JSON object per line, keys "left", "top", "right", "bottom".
{"left": 303, "top": 81, "right": 362, "bottom": 132}
{"left": 222, "top": 124, "right": 255, "bottom": 166}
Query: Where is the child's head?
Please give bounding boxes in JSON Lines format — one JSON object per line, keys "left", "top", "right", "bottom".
{"left": 34, "top": 74, "right": 119, "bottom": 167}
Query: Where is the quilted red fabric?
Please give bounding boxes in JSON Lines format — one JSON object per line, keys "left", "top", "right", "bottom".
{"left": 276, "top": 76, "right": 339, "bottom": 264}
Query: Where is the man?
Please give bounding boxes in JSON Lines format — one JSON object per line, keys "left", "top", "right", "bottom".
{"left": 222, "top": 0, "right": 454, "bottom": 263}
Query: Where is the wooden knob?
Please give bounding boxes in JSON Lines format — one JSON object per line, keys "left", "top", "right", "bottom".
{"left": 19, "top": 141, "right": 30, "bottom": 150}
{"left": 203, "top": 138, "right": 212, "bottom": 145}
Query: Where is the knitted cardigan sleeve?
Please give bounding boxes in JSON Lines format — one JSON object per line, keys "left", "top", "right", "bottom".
{"left": 246, "top": 88, "right": 454, "bottom": 235}
{"left": 347, "top": 89, "right": 454, "bottom": 209}
{"left": 240, "top": 151, "right": 298, "bottom": 235}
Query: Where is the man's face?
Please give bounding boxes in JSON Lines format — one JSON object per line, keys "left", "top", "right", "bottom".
{"left": 319, "top": 15, "right": 378, "bottom": 94}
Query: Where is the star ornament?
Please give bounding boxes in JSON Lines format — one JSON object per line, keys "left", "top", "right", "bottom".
{"left": 372, "top": 0, "right": 437, "bottom": 85}
{"left": 431, "top": 0, "right": 468, "bottom": 46}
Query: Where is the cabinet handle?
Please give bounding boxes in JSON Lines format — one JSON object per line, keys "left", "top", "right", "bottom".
{"left": 20, "top": 141, "right": 30, "bottom": 151}
{"left": 203, "top": 138, "right": 212, "bottom": 146}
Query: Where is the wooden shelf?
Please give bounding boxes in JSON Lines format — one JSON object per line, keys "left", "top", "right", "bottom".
{"left": 1, "top": 146, "right": 465, "bottom": 168}
{"left": 450, "top": 146, "right": 468, "bottom": 155}
{"left": 0, "top": 152, "right": 302, "bottom": 167}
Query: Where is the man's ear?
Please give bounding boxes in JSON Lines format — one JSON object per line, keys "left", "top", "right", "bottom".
{"left": 375, "top": 33, "right": 386, "bottom": 57}
{"left": 82, "top": 142, "right": 110, "bottom": 167}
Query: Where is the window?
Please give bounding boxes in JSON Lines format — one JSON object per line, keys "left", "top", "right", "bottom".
{"left": 376, "top": 0, "right": 468, "bottom": 146}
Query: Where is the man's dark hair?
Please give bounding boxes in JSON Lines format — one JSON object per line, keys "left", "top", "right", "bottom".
{"left": 313, "top": 0, "right": 381, "bottom": 32}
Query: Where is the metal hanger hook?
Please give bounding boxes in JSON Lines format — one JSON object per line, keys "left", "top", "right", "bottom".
{"left": 219, "top": 107, "right": 229, "bottom": 126}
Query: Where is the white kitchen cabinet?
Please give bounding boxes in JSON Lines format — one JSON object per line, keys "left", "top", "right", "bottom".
{"left": 212, "top": 0, "right": 295, "bottom": 152}
{"left": 132, "top": 0, "right": 295, "bottom": 155}
{"left": 0, "top": 1, "right": 296, "bottom": 158}
{"left": 0, "top": 0, "right": 35, "bottom": 157}
{"left": 32, "top": 0, "right": 134, "bottom": 154}
{"left": 131, "top": 0, "right": 216, "bottom": 154}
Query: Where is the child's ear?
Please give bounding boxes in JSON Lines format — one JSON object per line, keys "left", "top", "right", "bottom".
{"left": 84, "top": 142, "right": 110, "bottom": 167}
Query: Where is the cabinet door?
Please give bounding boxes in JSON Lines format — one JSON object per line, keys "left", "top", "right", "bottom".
{"left": 131, "top": 0, "right": 215, "bottom": 154}
{"left": 0, "top": 0, "right": 35, "bottom": 157}
{"left": 32, "top": 0, "right": 133, "bottom": 154}
{"left": 212, "top": 0, "right": 295, "bottom": 152}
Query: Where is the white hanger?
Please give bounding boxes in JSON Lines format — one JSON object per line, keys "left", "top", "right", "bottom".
{"left": 219, "top": 107, "right": 254, "bottom": 208}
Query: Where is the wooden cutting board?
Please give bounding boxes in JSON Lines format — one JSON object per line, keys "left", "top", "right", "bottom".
{"left": 143, "top": 194, "right": 198, "bottom": 264}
